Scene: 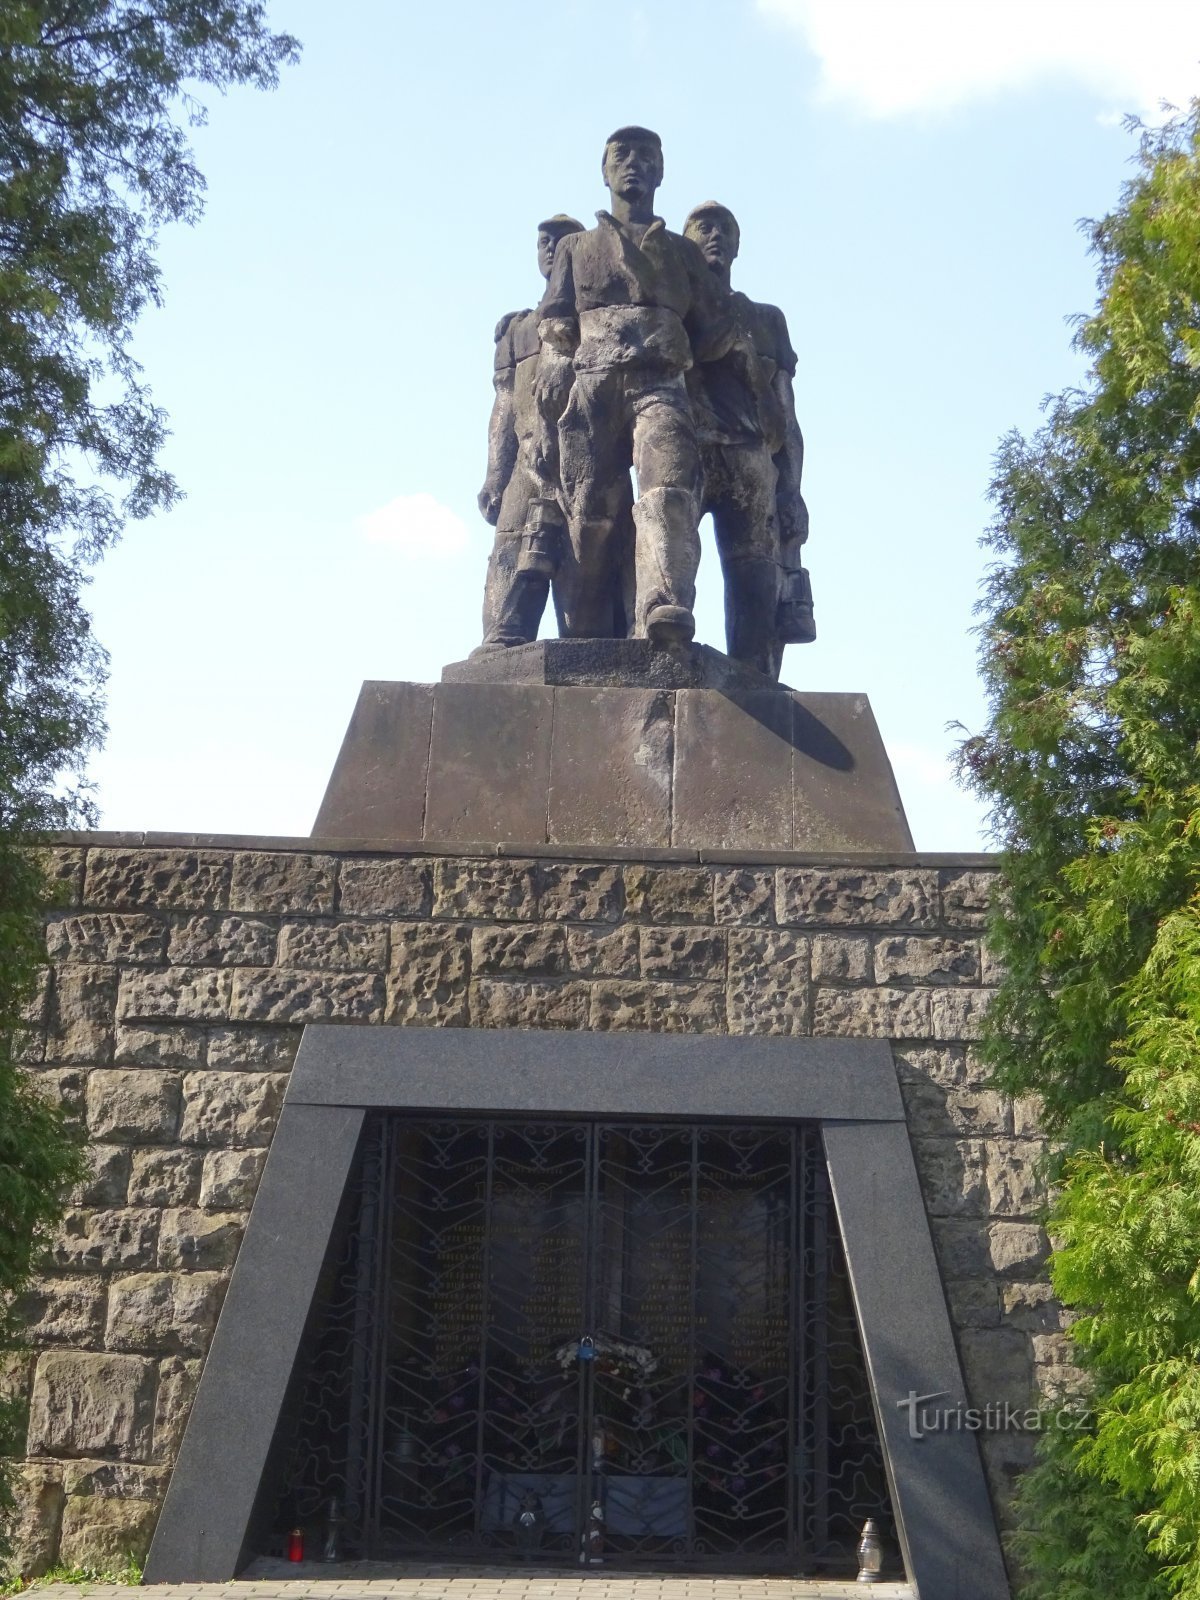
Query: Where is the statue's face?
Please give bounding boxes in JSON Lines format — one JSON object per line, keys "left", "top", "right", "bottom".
{"left": 686, "top": 211, "right": 739, "bottom": 274}
{"left": 602, "top": 135, "right": 662, "bottom": 204}
{"left": 536, "top": 229, "right": 562, "bottom": 280}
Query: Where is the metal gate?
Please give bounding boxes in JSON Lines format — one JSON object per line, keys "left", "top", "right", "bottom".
{"left": 268, "top": 1115, "right": 889, "bottom": 1572}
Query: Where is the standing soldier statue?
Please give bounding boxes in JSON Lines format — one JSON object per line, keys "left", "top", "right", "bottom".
{"left": 538, "top": 127, "right": 734, "bottom": 647}
{"left": 476, "top": 214, "right": 585, "bottom": 651}
{"left": 683, "top": 200, "right": 814, "bottom": 680}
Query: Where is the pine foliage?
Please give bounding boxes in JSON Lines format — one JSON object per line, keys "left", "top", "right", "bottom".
{"left": 960, "top": 104, "right": 1200, "bottom": 1595}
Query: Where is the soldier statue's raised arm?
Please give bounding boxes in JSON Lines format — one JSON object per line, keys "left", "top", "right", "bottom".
{"left": 683, "top": 201, "right": 814, "bottom": 681}
{"left": 538, "top": 126, "right": 735, "bottom": 647}
{"left": 476, "top": 214, "right": 584, "bottom": 652}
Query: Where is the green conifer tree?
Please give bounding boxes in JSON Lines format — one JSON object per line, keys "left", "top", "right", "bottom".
{"left": 960, "top": 102, "right": 1200, "bottom": 1597}
{"left": 0, "top": 2, "right": 298, "bottom": 1567}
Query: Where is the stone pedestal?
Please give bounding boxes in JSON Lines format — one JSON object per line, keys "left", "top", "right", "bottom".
{"left": 313, "top": 644, "right": 913, "bottom": 854}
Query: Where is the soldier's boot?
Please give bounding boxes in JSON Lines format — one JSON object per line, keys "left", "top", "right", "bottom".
{"left": 724, "top": 553, "right": 783, "bottom": 679}
{"left": 476, "top": 529, "right": 550, "bottom": 652}
{"left": 633, "top": 487, "right": 700, "bottom": 648}
{"left": 777, "top": 566, "right": 816, "bottom": 644}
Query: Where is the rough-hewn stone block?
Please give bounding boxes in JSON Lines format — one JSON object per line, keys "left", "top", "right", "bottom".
{"left": 178, "top": 1072, "right": 286, "bottom": 1148}
{"left": 114, "top": 1024, "right": 204, "bottom": 1068}
{"left": 106, "top": 1273, "right": 226, "bottom": 1355}
{"left": 874, "top": 935, "right": 980, "bottom": 985}
{"left": 979, "top": 1430, "right": 1038, "bottom": 1523}
{"left": 588, "top": 972, "right": 723, "bottom": 1036}
{"left": 71, "top": 1145, "right": 131, "bottom": 1208}
{"left": 15, "top": 1279, "right": 106, "bottom": 1347}
{"left": 387, "top": 922, "right": 471, "bottom": 1025}
{"left": 589, "top": 980, "right": 652, "bottom": 1031}
{"left": 19, "top": 968, "right": 50, "bottom": 1030}
{"left": 6, "top": 1463, "right": 64, "bottom": 1579}
{"left": 84, "top": 849, "right": 231, "bottom": 911}
{"left": 42, "top": 846, "right": 85, "bottom": 904}
{"left": 229, "top": 851, "right": 337, "bottom": 915}
{"left": 277, "top": 919, "right": 387, "bottom": 972}
{"left": 200, "top": 1149, "right": 266, "bottom": 1210}
{"left": 228, "top": 968, "right": 383, "bottom": 1024}
{"left": 913, "top": 1138, "right": 988, "bottom": 1217}
{"left": 981, "top": 941, "right": 1008, "bottom": 984}
{"left": 727, "top": 928, "right": 809, "bottom": 1035}
{"left": 167, "top": 915, "right": 277, "bottom": 968}
{"left": 28, "top": 1352, "right": 156, "bottom": 1457}
{"left": 472, "top": 925, "right": 568, "bottom": 977}
{"left": 1002, "top": 1283, "right": 1068, "bottom": 1333}
{"left": 640, "top": 926, "right": 726, "bottom": 980}
{"left": 932, "top": 1219, "right": 1050, "bottom": 1281}
{"left": 151, "top": 1356, "right": 200, "bottom": 1464}
{"left": 50, "top": 1210, "right": 158, "bottom": 1275}
{"left": 900, "top": 1080, "right": 1012, "bottom": 1139}
{"left": 46, "top": 915, "right": 166, "bottom": 966}
{"left": 128, "top": 1149, "right": 202, "bottom": 1208}
{"left": 157, "top": 1208, "right": 245, "bottom": 1271}
{"left": 25, "top": 1068, "right": 87, "bottom": 1131}
{"left": 930, "top": 987, "right": 993, "bottom": 1041}
{"left": 471, "top": 979, "right": 589, "bottom": 1030}
{"left": 712, "top": 869, "right": 774, "bottom": 925}
{"left": 564, "top": 925, "right": 639, "bottom": 977}
{"left": 206, "top": 1025, "right": 299, "bottom": 1070}
{"left": 58, "top": 1495, "right": 159, "bottom": 1568}
{"left": 810, "top": 934, "right": 872, "bottom": 983}
{"left": 432, "top": 859, "right": 539, "bottom": 921}
{"left": 537, "top": 863, "right": 624, "bottom": 923}
{"left": 45, "top": 965, "right": 117, "bottom": 1063}
{"left": 61, "top": 1460, "right": 170, "bottom": 1499}
{"left": 959, "top": 1327, "right": 1034, "bottom": 1409}
{"left": 777, "top": 869, "right": 938, "bottom": 929}
{"left": 894, "top": 1044, "right": 971, "bottom": 1088}
{"left": 592, "top": 980, "right": 724, "bottom": 1033}
{"left": 118, "top": 967, "right": 232, "bottom": 1024}
{"left": 1013, "top": 1095, "right": 1046, "bottom": 1138}
{"left": 646, "top": 982, "right": 724, "bottom": 1034}
{"left": 985, "top": 1140, "right": 1047, "bottom": 1218}
{"left": 947, "top": 1281, "right": 1000, "bottom": 1330}
{"left": 624, "top": 866, "right": 713, "bottom": 924}
{"left": 86, "top": 1070, "right": 180, "bottom": 1143}
{"left": 813, "top": 986, "right": 930, "bottom": 1038}
{"left": 940, "top": 868, "right": 995, "bottom": 928}
{"left": 337, "top": 857, "right": 432, "bottom": 918}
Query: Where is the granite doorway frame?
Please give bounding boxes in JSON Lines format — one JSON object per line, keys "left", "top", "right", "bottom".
{"left": 144, "top": 1027, "right": 1010, "bottom": 1600}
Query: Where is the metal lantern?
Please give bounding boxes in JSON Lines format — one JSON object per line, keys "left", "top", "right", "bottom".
{"left": 514, "top": 1490, "right": 545, "bottom": 1558}
{"left": 856, "top": 1517, "right": 884, "bottom": 1583}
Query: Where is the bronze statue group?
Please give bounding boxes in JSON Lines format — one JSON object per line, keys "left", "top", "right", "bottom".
{"left": 477, "top": 126, "right": 813, "bottom": 683}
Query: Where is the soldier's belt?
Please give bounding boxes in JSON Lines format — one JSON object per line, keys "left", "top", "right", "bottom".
{"left": 575, "top": 305, "right": 691, "bottom": 371}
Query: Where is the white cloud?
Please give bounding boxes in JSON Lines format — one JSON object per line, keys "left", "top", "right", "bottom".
{"left": 757, "top": 0, "right": 1200, "bottom": 120}
{"left": 357, "top": 492, "right": 469, "bottom": 558}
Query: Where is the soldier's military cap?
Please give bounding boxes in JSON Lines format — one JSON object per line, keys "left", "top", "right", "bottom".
{"left": 684, "top": 200, "right": 741, "bottom": 242}
{"left": 537, "top": 214, "right": 585, "bottom": 237}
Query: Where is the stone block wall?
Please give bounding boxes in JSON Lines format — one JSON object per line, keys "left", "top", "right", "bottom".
{"left": 5, "top": 837, "right": 1065, "bottom": 1577}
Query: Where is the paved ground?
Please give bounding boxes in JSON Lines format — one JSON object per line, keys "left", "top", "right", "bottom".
{"left": 31, "top": 1570, "right": 914, "bottom": 1600}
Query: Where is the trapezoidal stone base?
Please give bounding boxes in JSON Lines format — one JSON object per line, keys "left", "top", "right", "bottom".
{"left": 313, "top": 647, "right": 913, "bottom": 853}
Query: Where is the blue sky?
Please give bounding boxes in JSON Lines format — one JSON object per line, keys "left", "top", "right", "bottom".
{"left": 82, "top": 0, "right": 1200, "bottom": 849}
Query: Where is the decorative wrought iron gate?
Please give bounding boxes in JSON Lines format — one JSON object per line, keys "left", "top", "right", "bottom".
{"left": 268, "top": 1115, "right": 890, "bottom": 1572}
